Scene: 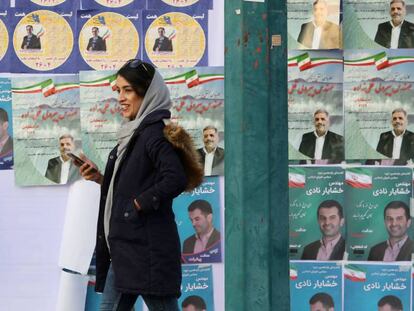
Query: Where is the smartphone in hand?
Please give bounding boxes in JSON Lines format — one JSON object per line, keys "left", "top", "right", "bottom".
{"left": 66, "top": 152, "right": 98, "bottom": 173}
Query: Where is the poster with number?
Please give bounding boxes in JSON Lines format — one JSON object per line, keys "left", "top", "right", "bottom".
{"left": 12, "top": 75, "right": 81, "bottom": 186}
{"left": 0, "top": 10, "right": 10, "bottom": 73}
{"left": 10, "top": 7, "right": 77, "bottom": 73}
{"left": 15, "top": 0, "right": 80, "bottom": 10}
{"left": 143, "top": 9, "right": 208, "bottom": 68}
{"left": 147, "top": 0, "right": 213, "bottom": 11}
{"left": 81, "top": 0, "right": 145, "bottom": 10}
{"left": 77, "top": 9, "right": 142, "bottom": 71}
{"left": 0, "top": 79, "right": 13, "bottom": 170}
{"left": 345, "top": 166, "right": 412, "bottom": 260}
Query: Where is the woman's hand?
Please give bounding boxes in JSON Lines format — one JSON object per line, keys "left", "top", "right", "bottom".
{"left": 78, "top": 153, "right": 104, "bottom": 185}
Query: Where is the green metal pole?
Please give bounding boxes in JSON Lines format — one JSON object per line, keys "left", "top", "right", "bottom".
{"left": 225, "top": 0, "right": 289, "bottom": 310}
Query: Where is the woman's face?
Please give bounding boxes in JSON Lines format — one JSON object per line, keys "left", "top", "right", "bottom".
{"left": 115, "top": 75, "right": 143, "bottom": 120}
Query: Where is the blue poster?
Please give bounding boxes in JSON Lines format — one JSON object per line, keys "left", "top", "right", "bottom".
{"left": 290, "top": 261, "right": 342, "bottom": 311}
{"left": 81, "top": 0, "right": 145, "bottom": 10}
{"left": 179, "top": 265, "right": 214, "bottom": 311}
{"left": 0, "top": 79, "right": 13, "bottom": 170}
{"left": 12, "top": 75, "right": 81, "bottom": 186}
{"left": 147, "top": 0, "right": 213, "bottom": 11}
{"left": 143, "top": 9, "right": 208, "bottom": 68}
{"left": 173, "top": 176, "right": 222, "bottom": 264}
{"left": 15, "top": 0, "right": 80, "bottom": 10}
{"left": 77, "top": 9, "right": 142, "bottom": 71}
{"left": 344, "top": 262, "right": 411, "bottom": 311}
{"left": 10, "top": 7, "right": 77, "bottom": 73}
{"left": 0, "top": 1, "right": 10, "bottom": 9}
{"left": 0, "top": 10, "right": 11, "bottom": 73}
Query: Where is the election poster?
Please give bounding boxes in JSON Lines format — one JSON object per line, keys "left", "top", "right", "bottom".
{"left": 344, "top": 49, "right": 414, "bottom": 163}
{"left": 345, "top": 166, "right": 412, "bottom": 260}
{"left": 77, "top": 9, "right": 142, "bottom": 71}
{"left": 12, "top": 75, "right": 81, "bottom": 186}
{"left": 179, "top": 265, "right": 214, "bottom": 311}
{"left": 14, "top": 0, "right": 80, "bottom": 10}
{"left": 0, "top": 78, "right": 13, "bottom": 170}
{"left": 0, "top": 1, "right": 10, "bottom": 9}
{"left": 147, "top": 0, "right": 213, "bottom": 10}
{"left": 344, "top": 262, "right": 411, "bottom": 311}
{"left": 173, "top": 176, "right": 222, "bottom": 264}
{"left": 290, "top": 261, "right": 342, "bottom": 311}
{"left": 0, "top": 9, "right": 11, "bottom": 73}
{"left": 288, "top": 50, "right": 344, "bottom": 163}
{"left": 10, "top": 7, "right": 77, "bottom": 73}
{"left": 143, "top": 10, "right": 208, "bottom": 68}
{"left": 81, "top": 0, "right": 145, "bottom": 10}
{"left": 289, "top": 166, "right": 345, "bottom": 260}
{"left": 159, "top": 66, "right": 224, "bottom": 149}
{"left": 288, "top": 0, "right": 341, "bottom": 50}
{"left": 79, "top": 70, "right": 119, "bottom": 171}
{"left": 343, "top": 0, "right": 414, "bottom": 49}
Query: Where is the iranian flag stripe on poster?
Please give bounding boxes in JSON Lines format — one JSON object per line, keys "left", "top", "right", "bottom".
{"left": 374, "top": 52, "right": 388, "bottom": 70}
{"left": 289, "top": 167, "right": 306, "bottom": 188}
{"left": 55, "top": 82, "right": 79, "bottom": 94}
{"left": 80, "top": 74, "right": 117, "bottom": 90}
{"left": 290, "top": 267, "right": 298, "bottom": 280}
{"left": 185, "top": 70, "right": 199, "bottom": 88}
{"left": 345, "top": 168, "right": 372, "bottom": 189}
{"left": 297, "top": 53, "right": 311, "bottom": 71}
{"left": 344, "top": 264, "right": 366, "bottom": 282}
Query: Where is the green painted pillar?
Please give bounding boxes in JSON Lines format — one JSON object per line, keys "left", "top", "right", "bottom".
{"left": 225, "top": 0, "right": 289, "bottom": 310}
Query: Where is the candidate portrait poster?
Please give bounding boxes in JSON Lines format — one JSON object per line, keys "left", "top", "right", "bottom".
{"left": 179, "top": 265, "right": 214, "bottom": 311}
{"left": 288, "top": 50, "right": 344, "bottom": 163}
{"left": 81, "top": 0, "right": 145, "bottom": 10}
{"left": 80, "top": 70, "right": 119, "bottom": 171}
{"left": 159, "top": 66, "right": 224, "bottom": 149}
{"left": 345, "top": 166, "right": 412, "bottom": 260}
{"left": 77, "top": 9, "right": 142, "bottom": 71}
{"left": 143, "top": 9, "right": 208, "bottom": 68}
{"left": 0, "top": 78, "right": 13, "bottom": 170}
{"left": 173, "top": 176, "right": 222, "bottom": 264}
{"left": 289, "top": 166, "right": 345, "bottom": 260}
{"left": 290, "top": 261, "right": 342, "bottom": 311}
{"left": 288, "top": 0, "right": 341, "bottom": 50}
{"left": 10, "top": 7, "right": 77, "bottom": 73}
{"left": 344, "top": 49, "right": 414, "bottom": 163}
{"left": 343, "top": 0, "right": 414, "bottom": 49}
{"left": 147, "top": 0, "right": 213, "bottom": 10}
{"left": 344, "top": 262, "right": 411, "bottom": 311}
{"left": 0, "top": 9, "right": 11, "bottom": 73}
{"left": 14, "top": 0, "right": 80, "bottom": 10}
{"left": 12, "top": 75, "right": 81, "bottom": 186}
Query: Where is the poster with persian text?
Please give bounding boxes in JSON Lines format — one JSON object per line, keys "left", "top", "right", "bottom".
{"left": 288, "top": 50, "right": 344, "bottom": 163}
{"left": 159, "top": 66, "right": 224, "bottom": 149}
{"left": 290, "top": 261, "right": 342, "bottom": 311}
{"left": 345, "top": 166, "right": 412, "bottom": 260}
{"left": 77, "top": 9, "right": 142, "bottom": 71}
{"left": 0, "top": 79, "right": 13, "bottom": 170}
{"left": 10, "top": 7, "right": 77, "bottom": 73}
{"left": 343, "top": 0, "right": 414, "bottom": 49}
{"left": 0, "top": 10, "right": 11, "bottom": 73}
{"left": 143, "top": 9, "right": 208, "bottom": 68}
{"left": 173, "top": 176, "right": 222, "bottom": 264}
{"left": 14, "top": 0, "right": 80, "bottom": 10}
{"left": 80, "top": 70, "right": 119, "bottom": 171}
{"left": 289, "top": 166, "right": 345, "bottom": 260}
{"left": 288, "top": 0, "right": 341, "bottom": 50}
{"left": 344, "top": 262, "right": 411, "bottom": 311}
{"left": 81, "top": 0, "right": 145, "bottom": 10}
{"left": 12, "top": 75, "right": 81, "bottom": 186}
{"left": 179, "top": 265, "right": 214, "bottom": 311}
{"left": 344, "top": 49, "right": 414, "bottom": 163}
{"left": 147, "top": 0, "right": 213, "bottom": 10}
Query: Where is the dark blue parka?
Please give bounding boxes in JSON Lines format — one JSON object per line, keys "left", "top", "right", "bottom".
{"left": 95, "top": 109, "right": 187, "bottom": 297}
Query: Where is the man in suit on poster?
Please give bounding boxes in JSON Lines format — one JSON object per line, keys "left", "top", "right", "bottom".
{"left": 0, "top": 108, "right": 12, "bottom": 157}
{"left": 21, "top": 25, "right": 41, "bottom": 50}
{"left": 152, "top": 27, "right": 173, "bottom": 52}
{"left": 298, "top": 109, "right": 344, "bottom": 162}
{"left": 301, "top": 200, "right": 345, "bottom": 261}
{"left": 309, "top": 292, "right": 335, "bottom": 311}
{"left": 375, "top": 0, "right": 414, "bottom": 49}
{"left": 197, "top": 125, "right": 224, "bottom": 176}
{"left": 183, "top": 199, "right": 221, "bottom": 254}
{"left": 86, "top": 27, "right": 107, "bottom": 52}
{"left": 182, "top": 295, "right": 207, "bottom": 311}
{"left": 376, "top": 108, "right": 414, "bottom": 165}
{"left": 377, "top": 295, "right": 403, "bottom": 311}
{"left": 368, "top": 201, "right": 413, "bottom": 261}
{"left": 297, "top": 0, "right": 341, "bottom": 49}
{"left": 44, "top": 134, "right": 80, "bottom": 184}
